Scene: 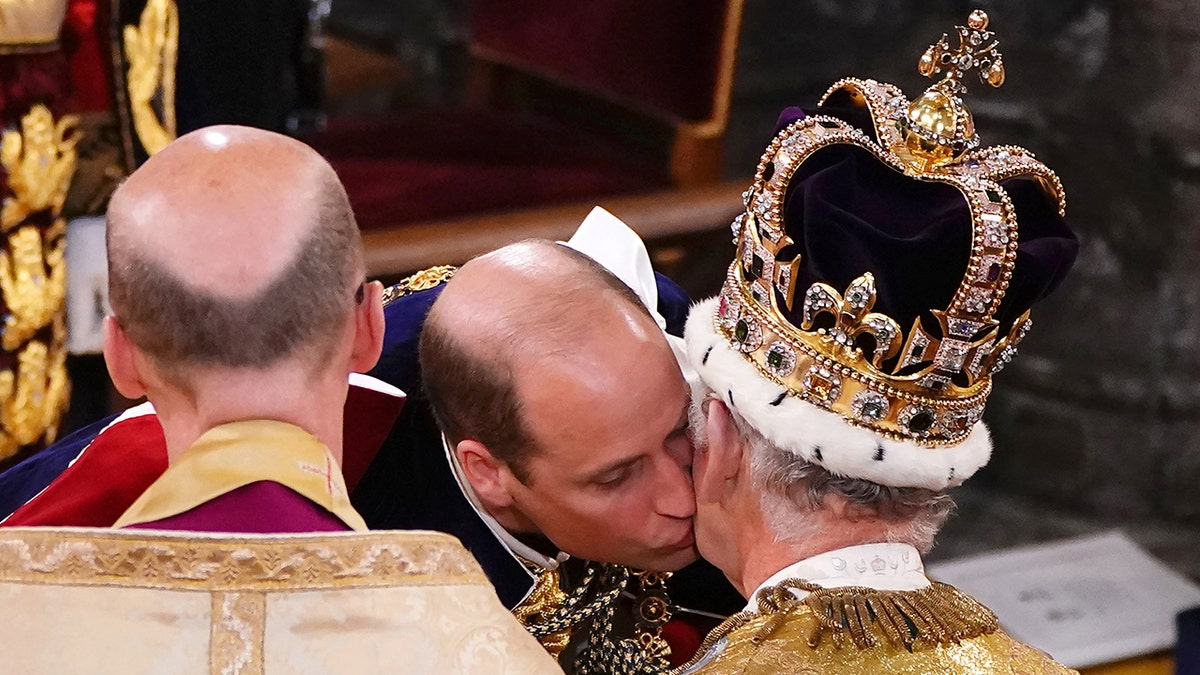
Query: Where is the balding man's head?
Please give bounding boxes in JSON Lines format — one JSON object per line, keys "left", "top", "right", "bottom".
{"left": 420, "top": 241, "right": 698, "bottom": 571}
{"left": 420, "top": 240, "right": 655, "bottom": 479}
{"left": 107, "top": 125, "right": 363, "bottom": 377}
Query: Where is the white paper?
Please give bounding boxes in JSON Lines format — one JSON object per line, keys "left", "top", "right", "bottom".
{"left": 926, "top": 530, "right": 1200, "bottom": 669}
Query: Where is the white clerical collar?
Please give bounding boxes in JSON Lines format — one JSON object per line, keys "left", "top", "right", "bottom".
{"left": 442, "top": 433, "right": 568, "bottom": 573}
{"left": 742, "top": 542, "right": 930, "bottom": 614}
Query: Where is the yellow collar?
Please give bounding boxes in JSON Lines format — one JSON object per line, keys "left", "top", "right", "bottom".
{"left": 114, "top": 420, "right": 367, "bottom": 531}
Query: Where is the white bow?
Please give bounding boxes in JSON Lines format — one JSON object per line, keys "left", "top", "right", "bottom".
{"left": 562, "top": 207, "right": 699, "bottom": 388}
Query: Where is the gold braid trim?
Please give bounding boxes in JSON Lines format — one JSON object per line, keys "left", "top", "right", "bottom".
{"left": 0, "top": 528, "right": 489, "bottom": 590}
{"left": 381, "top": 265, "right": 457, "bottom": 306}
{"left": 672, "top": 578, "right": 1000, "bottom": 674}
{"left": 513, "top": 564, "right": 573, "bottom": 659}
{"left": 765, "top": 578, "right": 998, "bottom": 651}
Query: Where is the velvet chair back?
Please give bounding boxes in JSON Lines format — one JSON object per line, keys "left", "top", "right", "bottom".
{"left": 471, "top": 0, "right": 733, "bottom": 125}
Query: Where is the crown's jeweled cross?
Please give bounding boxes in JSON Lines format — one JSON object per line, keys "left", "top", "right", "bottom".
{"left": 918, "top": 9, "right": 1005, "bottom": 92}
{"left": 902, "top": 10, "right": 1005, "bottom": 168}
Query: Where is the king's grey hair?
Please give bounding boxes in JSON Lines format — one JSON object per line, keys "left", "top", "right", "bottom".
{"left": 688, "top": 392, "right": 955, "bottom": 553}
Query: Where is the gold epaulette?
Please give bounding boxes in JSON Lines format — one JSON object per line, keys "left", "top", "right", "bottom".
{"left": 381, "top": 265, "right": 457, "bottom": 306}
{"left": 674, "top": 579, "right": 1078, "bottom": 675}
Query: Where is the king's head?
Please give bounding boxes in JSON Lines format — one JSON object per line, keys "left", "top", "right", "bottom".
{"left": 687, "top": 10, "right": 1079, "bottom": 491}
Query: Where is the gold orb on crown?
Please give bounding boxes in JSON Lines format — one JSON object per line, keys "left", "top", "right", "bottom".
{"left": 900, "top": 9, "right": 1005, "bottom": 170}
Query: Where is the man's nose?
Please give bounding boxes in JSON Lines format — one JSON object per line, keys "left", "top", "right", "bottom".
{"left": 654, "top": 454, "right": 696, "bottom": 519}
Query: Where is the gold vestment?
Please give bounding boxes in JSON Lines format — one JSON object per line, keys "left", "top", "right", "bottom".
{"left": 680, "top": 578, "right": 1078, "bottom": 675}
{"left": 0, "top": 527, "right": 561, "bottom": 674}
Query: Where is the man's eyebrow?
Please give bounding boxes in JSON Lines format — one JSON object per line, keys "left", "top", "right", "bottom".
{"left": 580, "top": 453, "right": 646, "bottom": 482}
{"left": 577, "top": 403, "right": 689, "bottom": 482}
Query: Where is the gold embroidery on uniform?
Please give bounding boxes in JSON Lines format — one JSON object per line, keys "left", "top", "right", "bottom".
{"left": 512, "top": 560, "right": 673, "bottom": 673}
{"left": 754, "top": 578, "right": 999, "bottom": 650}
{"left": 123, "top": 0, "right": 178, "bottom": 155}
{"left": 672, "top": 578, "right": 1011, "bottom": 675}
{"left": 381, "top": 265, "right": 457, "bottom": 306}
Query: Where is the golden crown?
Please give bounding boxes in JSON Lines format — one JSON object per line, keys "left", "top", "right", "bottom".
{"left": 716, "top": 10, "right": 1066, "bottom": 446}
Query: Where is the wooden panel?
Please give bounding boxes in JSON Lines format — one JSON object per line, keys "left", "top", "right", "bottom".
{"left": 362, "top": 180, "right": 747, "bottom": 279}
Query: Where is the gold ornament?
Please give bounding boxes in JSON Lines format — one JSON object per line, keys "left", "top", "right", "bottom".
{"left": 0, "top": 224, "right": 66, "bottom": 351}
{"left": 672, "top": 579, "right": 1076, "bottom": 675}
{"left": 381, "top": 265, "right": 457, "bottom": 306}
{"left": 0, "top": 105, "right": 75, "bottom": 461}
{"left": 628, "top": 570, "right": 674, "bottom": 673}
{"left": 904, "top": 10, "right": 1005, "bottom": 169}
{"left": 513, "top": 566, "right": 573, "bottom": 659}
{"left": 512, "top": 561, "right": 670, "bottom": 673}
{"left": 123, "top": 0, "right": 178, "bottom": 156}
{"left": 800, "top": 272, "right": 902, "bottom": 370}
{"left": 0, "top": 335, "right": 70, "bottom": 458}
{"left": 0, "top": 104, "right": 78, "bottom": 232}
{"left": 903, "top": 88, "right": 975, "bottom": 169}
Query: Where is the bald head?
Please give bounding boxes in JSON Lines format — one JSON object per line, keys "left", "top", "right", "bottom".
{"left": 420, "top": 240, "right": 659, "bottom": 479}
{"left": 107, "top": 125, "right": 363, "bottom": 374}
{"left": 109, "top": 125, "right": 346, "bottom": 297}
{"left": 444, "top": 241, "right": 650, "bottom": 345}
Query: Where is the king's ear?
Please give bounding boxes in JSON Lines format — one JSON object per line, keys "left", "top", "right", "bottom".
{"left": 102, "top": 316, "right": 148, "bottom": 400}
{"left": 696, "top": 398, "right": 745, "bottom": 502}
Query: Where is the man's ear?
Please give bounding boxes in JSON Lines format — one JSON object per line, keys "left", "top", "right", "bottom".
{"left": 349, "top": 280, "right": 385, "bottom": 373}
{"left": 456, "top": 439, "right": 517, "bottom": 511}
{"left": 102, "top": 316, "right": 148, "bottom": 400}
{"left": 694, "top": 398, "right": 744, "bottom": 503}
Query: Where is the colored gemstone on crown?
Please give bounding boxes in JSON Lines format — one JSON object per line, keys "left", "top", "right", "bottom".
{"left": 802, "top": 366, "right": 843, "bottom": 405}
{"left": 900, "top": 406, "right": 937, "bottom": 436}
{"left": 764, "top": 342, "right": 797, "bottom": 377}
{"left": 851, "top": 391, "right": 891, "bottom": 423}
{"left": 735, "top": 319, "right": 749, "bottom": 342}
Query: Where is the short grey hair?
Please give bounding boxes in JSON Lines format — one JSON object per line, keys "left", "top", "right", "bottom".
{"left": 689, "top": 392, "right": 955, "bottom": 553}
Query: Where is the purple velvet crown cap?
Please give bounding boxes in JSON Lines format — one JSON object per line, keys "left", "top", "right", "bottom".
{"left": 764, "top": 104, "right": 1078, "bottom": 339}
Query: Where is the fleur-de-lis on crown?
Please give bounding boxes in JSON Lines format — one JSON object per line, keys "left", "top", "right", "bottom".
{"left": 800, "top": 273, "right": 902, "bottom": 368}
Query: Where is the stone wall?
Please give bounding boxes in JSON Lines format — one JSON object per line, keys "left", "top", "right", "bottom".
{"left": 722, "top": 0, "right": 1200, "bottom": 576}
